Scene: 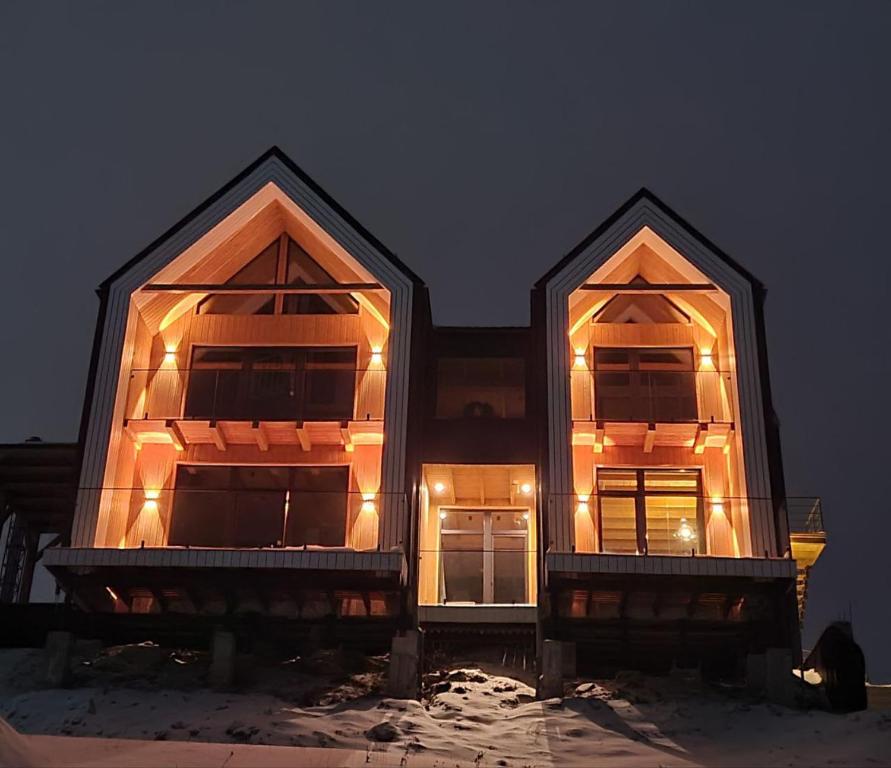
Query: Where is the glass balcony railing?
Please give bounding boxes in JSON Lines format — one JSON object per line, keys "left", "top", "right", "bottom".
{"left": 124, "top": 367, "right": 387, "bottom": 422}
{"left": 83, "top": 487, "right": 405, "bottom": 550}
{"left": 571, "top": 369, "right": 735, "bottom": 423}
{"left": 547, "top": 494, "right": 824, "bottom": 556}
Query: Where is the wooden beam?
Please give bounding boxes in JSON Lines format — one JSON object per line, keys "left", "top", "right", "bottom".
{"left": 643, "top": 423, "right": 656, "bottom": 454}
{"left": 142, "top": 282, "right": 382, "bottom": 294}
{"left": 693, "top": 424, "right": 708, "bottom": 455}
{"left": 295, "top": 423, "right": 311, "bottom": 452}
{"left": 579, "top": 283, "right": 717, "bottom": 293}
{"left": 252, "top": 421, "right": 269, "bottom": 452}
{"left": 340, "top": 423, "right": 353, "bottom": 453}
{"left": 593, "top": 421, "right": 605, "bottom": 454}
{"left": 165, "top": 420, "right": 186, "bottom": 451}
{"left": 208, "top": 421, "right": 227, "bottom": 451}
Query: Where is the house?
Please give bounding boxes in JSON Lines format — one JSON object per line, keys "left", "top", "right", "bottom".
{"left": 29, "top": 148, "right": 824, "bottom": 685}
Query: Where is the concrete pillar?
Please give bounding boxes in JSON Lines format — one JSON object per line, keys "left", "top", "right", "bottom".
{"left": 746, "top": 653, "right": 766, "bottom": 694}
{"left": 765, "top": 647, "right": 795, "bottom": 706}
{"left": 45, "top": 630, "right": 74, "bottom": 687}
{"left": 387, "top": 630, "right": 420, "bottom": 699}
{"left": 539, "top": 639, "right": 565, "bottom": 699}
{"left": 209, "top": 630, "right": 236, "bottom": 689}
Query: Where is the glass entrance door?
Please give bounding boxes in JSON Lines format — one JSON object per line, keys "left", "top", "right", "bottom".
{"left": 439, "top": 509, "right": 528, "bottom": 604}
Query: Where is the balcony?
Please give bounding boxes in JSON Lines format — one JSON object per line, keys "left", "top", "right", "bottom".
{"left": 122, "top": 366, "right": 386, "bottom": 451}
{"left": 571, "top": 368, "right": 735, "bottom": 452}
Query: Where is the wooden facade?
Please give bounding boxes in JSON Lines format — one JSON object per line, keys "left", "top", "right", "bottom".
{"left": 37, "top": 153, "right": 819, "bottom": 669}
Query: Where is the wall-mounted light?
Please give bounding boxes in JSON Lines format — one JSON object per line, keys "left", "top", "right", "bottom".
{"left": 710, "top": 497, "right": 725, "bottom": 516}
{"left": 573, "top": 349, "right": 587, "bottom": 369}
{"left": 433, "top": 481, "right": 446, "bottom": 494}
{"left": 576, "top": 494, "right": 590, "bottom": 516}
{"left": 370, "top": 349, "right": 383, "bottom": 366}
{"left": 699, "top": 348, "right": 713, "bottom": 368}
{"left": 520, "top": 482, "right": 533, "bottom": 495}
{"left": 674, "top": 517, "right": 697, "bottom": 543}
{"left": 143, "top": 489, "right": 160, "bottom": 513}
{"left": 361, "top": 494, "right": 377, "bottom": 514}
{"left": 163, "top": 346, "right": 177, "bottom": 365}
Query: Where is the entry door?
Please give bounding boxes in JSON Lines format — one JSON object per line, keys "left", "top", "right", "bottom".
{"left": 440, "top": 509, "right": 528, "bottom": 604}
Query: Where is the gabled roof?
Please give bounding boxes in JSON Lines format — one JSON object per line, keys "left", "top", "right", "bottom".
{"left": 99, "top": 146, "right": 425, "bottom": 292}
{"left": 534, "top": 187, "right": 764, "bottom": 292}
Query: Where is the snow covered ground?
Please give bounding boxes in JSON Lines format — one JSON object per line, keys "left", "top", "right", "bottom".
{"left": 1, "top": 645, "right": 889, "bottom": 767}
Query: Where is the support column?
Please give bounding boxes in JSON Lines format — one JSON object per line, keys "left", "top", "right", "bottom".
{"left": 539, "top": 639, "right": 574, "bottom": 699}
{"left": 387, "top": 630, "right": 421, "bottom": 699}
{"left": 45, "top": 631, "right": 74, "bottom": 687}
{"left": 209, "top": 629, "right": 236, "bottom": 688}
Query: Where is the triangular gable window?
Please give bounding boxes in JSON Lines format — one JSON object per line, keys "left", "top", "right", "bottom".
{"left": 197, "top": 238, "right": 359, "bottom": 316}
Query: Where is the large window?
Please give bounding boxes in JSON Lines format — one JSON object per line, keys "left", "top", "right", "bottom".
{"left": 183, "top": 346, "right": 357, "bottom": 421}
{"left": 168, "top": 465, "right": 349, "bottom": 548}
{"left": 597, "top": 468, "right": 703, "bottom": 555}
{"left": 435, "top": 358, "right": 525, "bottom": 419}
{"left": 594, "top": 347, "right": 697, "bottom": 422}
{"left": 197, "top": 237, "right": 359, "bottom": 316}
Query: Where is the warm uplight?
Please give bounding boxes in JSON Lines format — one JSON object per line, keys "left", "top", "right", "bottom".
{"left": 675, "top": 517, "right": 697, "bottom": 542}
{"left": 361, "top": 498, "right": 376, "bottom": 514}
{"left": 710, "top": 498, "right": 725, "bottom": 515}
{"left": 439, "top": 510, "right": 448, "bottom": 521}
{"left": 370, "top": 349, "right": 383, "bottom": 365}
{"left": 576, "top": 501, "right": 590, "bottom": 516}
{"left": 699, "top": 349, "right": 713, "bottom": 368}
{"left": 163, "top": 347, "right": 177, "bottom": 365}
{"left": 143, "top": 489, "right": 160, "bottom": 513}
{"left": 433, "top": 482, "right": 446, "bottom": 494}
{"left": 520, "top": 482, "right": 533, "bottom": 495}
{"left": 573, "top": 349, "right": 587, "bottom": 369}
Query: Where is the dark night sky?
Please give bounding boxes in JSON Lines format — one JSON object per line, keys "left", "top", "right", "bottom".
{"left": 1, "top": 2, "right": 889, "bottom": 678}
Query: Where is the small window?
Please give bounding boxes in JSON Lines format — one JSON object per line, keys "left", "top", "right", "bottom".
{"left": 197, "top": 241, "right": 278, "bottom": 315}
{"left": 435, "top": 358, "right": 525, "bottom": 419}
{"left": 283, "top": 239, "right": 359, "bottom": 315}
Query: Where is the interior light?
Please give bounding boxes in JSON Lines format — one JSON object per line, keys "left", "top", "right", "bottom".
{"left": 433, "top": 481, "right": 446, "bottom": 494}
{"left": 439, "top": 510, "right": 448, "bottom": 521}
{"left": 105, "top": 586, "right": 120, "bottom": 602}
{"left": 675, "top": 517, "right": 697, "bottom": 542}
{"left": 522, "top": 511, "right": 530, "bottom": 521}
{"left": 520, "top": 482, "right": 533, "bottom": 495}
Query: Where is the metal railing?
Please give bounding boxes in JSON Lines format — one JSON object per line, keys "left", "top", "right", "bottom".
{"left": 125, "top": 367, "right": 386, "bottom": 422}
{"left": 786, "top": 497, "right": 824, "bottom": 535}
{"left": 573, "top": 369, "right": 735, "bottom": 423}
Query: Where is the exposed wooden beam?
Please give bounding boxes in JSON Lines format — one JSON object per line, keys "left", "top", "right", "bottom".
{"left": 579, "top": 283, "right": 717, "bottom": 293}
{"left": 142, "top": 282, "right": 382, "bottom": 294}
{"left": 693, "top": 424, "right": 708, "bottom": 455}
{"left": 643, "top": 424, "right": 656, "bottom": 454}
{"left": 593, "top": 421, "right": 605, "bottom": 454}
{"left": 295, "top": 423, "right": 311, "bottom": 452}
{"left": 252, "top": 421, "right": 269, "bottom": 452}
{"left": 165, "top": 420, "right": 186, "bottom": 452}
{"left": 208, "top": 421, "right": 227, "bottom": 451}
{"left": 340, "top": 423, "right": 353, "bottom": 453}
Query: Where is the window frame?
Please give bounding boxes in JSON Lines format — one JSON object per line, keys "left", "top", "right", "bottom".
{"left": 595, "top": 467, "right": 705, "bottom": 555}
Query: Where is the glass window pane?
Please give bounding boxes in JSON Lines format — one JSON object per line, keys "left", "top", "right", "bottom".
{"left": 283, "top": 238, "right": 359, "bottom": 315}
{"left": 597, "top": 470, "right": 639, "bottom": 493}
{"left": 435, "top": 358, "right": 525, "bottom": 419}
{"left": 197, "top": 241, "right": 279, "bottom": 316}
{"left": 303, "top": 347, "right": 357, "bottom": 420}
{"left": 599, "top": 497, "right": 638, "bottom": 554}
{"left": 645, "top": 495, "right": 699, "bottom": 555}
{"left": 285, "top": 467, "right": 348, "bottom": 547}
{"left": 493, "top": 535, "right": 526, "bottom": 603}
{"left": 441, "top": 533, "right": 484, "bottom": 603}
{"left": 644, "top": 470, "right": 699, "bottom": 492}
{"left": 637, "top": 348, "right": 694, "bottom": 371}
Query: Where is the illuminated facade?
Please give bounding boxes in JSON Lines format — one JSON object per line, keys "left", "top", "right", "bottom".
{"left": 43, "top": 150, "right": 823, "bottom": 672}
